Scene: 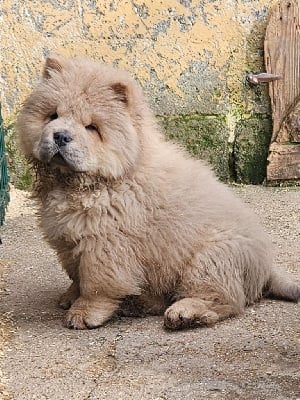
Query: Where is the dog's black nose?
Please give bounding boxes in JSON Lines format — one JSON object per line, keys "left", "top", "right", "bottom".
{"left": 53, "top": 131, "right": 73, "bottom": 147}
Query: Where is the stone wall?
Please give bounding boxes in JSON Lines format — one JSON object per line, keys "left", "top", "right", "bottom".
{"left": 0, "top": 0, "right": 277, "bottom": 182}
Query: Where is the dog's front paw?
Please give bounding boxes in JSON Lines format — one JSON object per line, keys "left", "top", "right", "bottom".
{"left": 65, "top": 310, "right": 92, "bottom": 330}
{"left": 65, "top": 296, "right": 119, "bottom": 330}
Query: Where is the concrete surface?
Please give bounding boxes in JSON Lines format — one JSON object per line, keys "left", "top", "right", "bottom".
{"left": 0, "top": 185, "right": 299, "bottom": 400}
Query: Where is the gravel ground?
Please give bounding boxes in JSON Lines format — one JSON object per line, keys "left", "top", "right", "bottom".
{"left": 0, "top": 185, "right": 299, "bottom": 400}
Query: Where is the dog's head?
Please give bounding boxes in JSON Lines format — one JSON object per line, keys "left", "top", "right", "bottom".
{"left": 17, "top": 56, "right": 153, "bottom": 180}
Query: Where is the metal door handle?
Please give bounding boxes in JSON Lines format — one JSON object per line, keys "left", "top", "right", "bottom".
{"left": 246, "top": 72, "right": 282, "bottom": 85}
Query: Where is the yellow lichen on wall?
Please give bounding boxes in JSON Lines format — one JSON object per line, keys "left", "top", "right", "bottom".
{"left": 0, "top": 0, "right": 277, "bottom": 119}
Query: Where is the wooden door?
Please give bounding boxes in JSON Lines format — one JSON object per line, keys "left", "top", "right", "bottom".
{"left": 265, "top": 0, "right": 300, "bottom": 181}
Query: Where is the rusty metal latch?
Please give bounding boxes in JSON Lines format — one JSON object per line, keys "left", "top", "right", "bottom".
{"left": 246, "top": 72, "right": 282, "bottom": 85}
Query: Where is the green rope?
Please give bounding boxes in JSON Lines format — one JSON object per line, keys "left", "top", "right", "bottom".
{"left": 0, "top": 104, "right": 10, "bottom": 227}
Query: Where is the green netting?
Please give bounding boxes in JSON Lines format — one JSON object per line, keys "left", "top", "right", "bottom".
{"left": 0, "top": 104, "right": 10, "bottom": 227}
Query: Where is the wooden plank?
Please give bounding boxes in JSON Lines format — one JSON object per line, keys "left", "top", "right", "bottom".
{"left": 279, "top": 96, "right": 300, "bottom": 142}
{"left": 265, "top": 0, "right": 300, "bottom": 143}
{"left": 267, "top": 143, "right": 300, "bottom": 180}
{"left": 265, "top": 0, "right": 300, "bottom": 180}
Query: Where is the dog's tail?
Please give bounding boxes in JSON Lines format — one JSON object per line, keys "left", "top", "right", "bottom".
{"left": 266, "top": 269, "right": 300, "bottom": 302}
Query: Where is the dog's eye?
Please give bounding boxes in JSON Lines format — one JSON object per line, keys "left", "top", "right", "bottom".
{"left": 49, "top": 112, "right": 58, "bottom": 121}
{"left": 85, "top": 124, "right": 98, "bottom": 132}
{"left": 85, "top": 124, "right": 102, "bottom": 140}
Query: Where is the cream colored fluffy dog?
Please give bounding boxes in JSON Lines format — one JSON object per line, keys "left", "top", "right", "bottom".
{"left": 17, "top": 56, "right": 300, "bottom": 330}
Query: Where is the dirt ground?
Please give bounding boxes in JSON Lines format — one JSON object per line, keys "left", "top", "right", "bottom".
{"left": 0, "top": 185, "right": 299, "bottom": 400}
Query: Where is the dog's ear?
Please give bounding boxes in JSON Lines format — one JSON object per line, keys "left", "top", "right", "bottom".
{"left": 43, "top": 56, "right": 64, "bottom": 79}
{"left": 111, "top": 82, "right": 129, "bottom": 105}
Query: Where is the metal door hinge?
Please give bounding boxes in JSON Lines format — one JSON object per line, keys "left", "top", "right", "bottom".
{"left": 246, "top": 72, "right": 282, "bottom": 85}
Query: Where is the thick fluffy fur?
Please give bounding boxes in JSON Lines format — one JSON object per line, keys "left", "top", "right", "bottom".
{"left": 17, "top": 56, "right": 300, "bottom": 330}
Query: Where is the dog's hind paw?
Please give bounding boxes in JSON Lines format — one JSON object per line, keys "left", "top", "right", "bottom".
{"left": 164, "top": 298, "right": 219, "bottom": 330}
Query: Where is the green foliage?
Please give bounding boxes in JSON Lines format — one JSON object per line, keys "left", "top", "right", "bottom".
{"left": 4, "top": 122, "right": 32, "bottom": 190}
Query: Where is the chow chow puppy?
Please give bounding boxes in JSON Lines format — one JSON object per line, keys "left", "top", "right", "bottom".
{"left": 17, "top": 56, "right": 300, "bottom": 330}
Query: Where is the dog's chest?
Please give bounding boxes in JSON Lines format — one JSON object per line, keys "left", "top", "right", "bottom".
{"left": 40, "top": 187, "right": 144, "bottom": 245}
{"left": 40, "top": 189, "right": 106, "bottom": 243}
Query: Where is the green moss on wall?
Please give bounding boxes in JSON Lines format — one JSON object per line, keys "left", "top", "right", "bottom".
{"left": 4, "top": 123, "right": 32, "bottom": 190}
{"left": 160, "top": 113, "right": 272, "bottom": 184}
{"left": 159, "top": 114, "right": 230, "bottom": 181}
{"left": 233, "top": 116, "right": 272, "bottom": 184}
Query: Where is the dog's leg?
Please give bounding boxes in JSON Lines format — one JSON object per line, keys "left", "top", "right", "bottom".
{"left": 58, "top": 281, "right": 80, "bottom": 310}
{"left": 64, "top": 246, "right": 140, "bottom": 329}
{"left": 57, "top": 251, "right": 80, "bottom": 309}
{"left": 65, "top": 280, "right": 121, "bottom": 330}
{"left": 164, "top": 297, "right": 240, "bottom": 330}
{"left": 164, "top": 237, "right": 270, "bottom": 330}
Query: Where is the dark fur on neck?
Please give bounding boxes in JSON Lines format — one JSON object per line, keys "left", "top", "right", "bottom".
{"left": 30, "top": 159, "right": 123, "bottom": 201}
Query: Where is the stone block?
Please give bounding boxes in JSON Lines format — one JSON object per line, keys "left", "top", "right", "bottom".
{"left": 234, "top": 116, "right": 272, "bottom": 184}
